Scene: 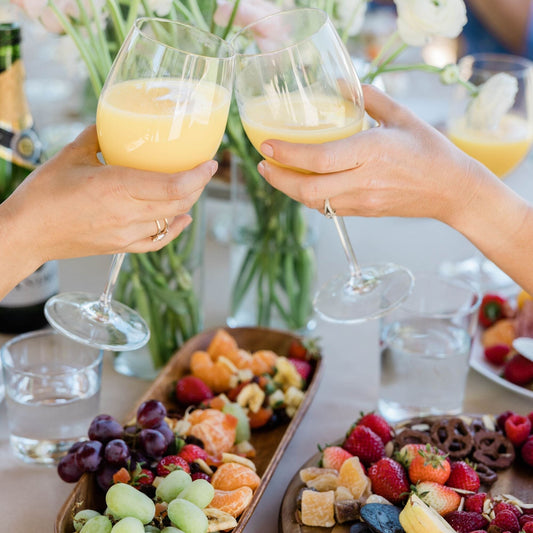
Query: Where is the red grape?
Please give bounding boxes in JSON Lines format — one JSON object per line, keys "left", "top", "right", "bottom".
{"left": 138, "top": 428, "right": 167, "bottom": 458}
{"left": 136, "top": 400, "right": 167, "bottom": 429}
{"left": 75, "top": 440, "right": 103, "bottom": 472}
{"left": 88, "top": 414, "right": 123, "bottom": 443}
{"left": 57, "top": 452, "right": 84, "bottom": 483}
{"left": 104, "top": 439, "right": 130, "bottom": 465}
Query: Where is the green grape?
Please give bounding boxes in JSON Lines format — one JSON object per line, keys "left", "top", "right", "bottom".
{"left": 74, "top": 510, "right": 101, "bottom": 531}
{"left": 177, "top": 479, "right": 214, "bottom": 509}
{"left": 155, "top": 469, "right": 192, "bottom": 503}
{"left": 111, "top": 517, "right": 145, "bottom": 533}
{"left": 105, "top": 483, "right": 155, "bottom": 524}
{"left": 161, "top": 528, "right": 185, "bottom": 533}
{"left": 144, "top": 526, "right": 161, "bottom": 533}
{"left": 222, "top": 402, "right": 251, "bottom": 443}
{"left": 79, "top": 515, "right": 112, "bottom": 533}
{"left": 167, "top": 498, "right": 208, "bottom": 533}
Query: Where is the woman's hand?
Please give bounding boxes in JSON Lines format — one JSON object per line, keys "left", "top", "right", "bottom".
{"left": 257, "top": 84, "right": 492, "bottom": 228}
{"left": 0, "top": 125, "right": 217, "bottom": 293}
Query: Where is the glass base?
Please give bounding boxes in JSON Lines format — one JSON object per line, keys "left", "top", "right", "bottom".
{"left": 45, "top": 292, "right": 150, "bottom": 352}
{"left": 378, "top": 398, "right": 462, "bottom": 424}
{"left": 113, "top": 346, "right": 160, "bottom": 381}
{"left": 10, "top": 434, "right": 83, "bottom": 464}
{"left": 439, "top": 256, "right": 516, "bottom": 295}
{"left": 313, "top": 263, "right": 414, "bottom": 324}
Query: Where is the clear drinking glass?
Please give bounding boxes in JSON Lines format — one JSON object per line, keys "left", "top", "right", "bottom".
{"left": 1, "top": 329, "right": 103, "bottom": 463}
{"left": 231, "top": 8, "right": 414, "bottom": 324}
{"left": 440, "top": 54, "right": 533, "bottom": 291}
{"left": 45, "top": 18, "right": 235, "bottom": 350}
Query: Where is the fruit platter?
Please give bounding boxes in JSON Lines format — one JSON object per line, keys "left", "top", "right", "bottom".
{"left": 54, "top": 326, "right": 323, "bottom": 533}
{"left": 471, "top": 291, "right": 533, "bottom": 399}
{"left": 280, "top": 410, "right": 533, "bottom": 532}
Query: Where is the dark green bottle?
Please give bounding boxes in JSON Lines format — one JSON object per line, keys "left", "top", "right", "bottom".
{"left": 0, "top": 22, "right": 58, "bottom": 333}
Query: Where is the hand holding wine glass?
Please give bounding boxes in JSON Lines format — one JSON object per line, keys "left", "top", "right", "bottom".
{"left": 231, "top": 8, "right": 413, "bottom": 323}
{"left": 45, "top": 17, "right": 234, "bottom": 350}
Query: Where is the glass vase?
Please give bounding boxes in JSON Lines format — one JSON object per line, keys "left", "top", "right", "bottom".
{"left": 113, "top": 198, "right": 206, "bottom": 379}
{"left": 227, "top": 156, "right": 319, "bottom": 333}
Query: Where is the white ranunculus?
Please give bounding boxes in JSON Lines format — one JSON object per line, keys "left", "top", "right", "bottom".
{"left": 146, "top": 0, "right": 173, "bottom": 17}
{"left": 394, "top": 0, "right": 467, "bottom": 47}
{"left": 466, "top": 73, "right": 519, "bottom": 130}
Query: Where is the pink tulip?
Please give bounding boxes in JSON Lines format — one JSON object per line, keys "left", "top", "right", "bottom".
{"left": 214, "top": 0, "right": 279, "bottom": 29}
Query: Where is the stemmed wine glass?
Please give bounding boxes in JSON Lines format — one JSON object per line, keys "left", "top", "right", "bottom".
{"left": 440, "top": 53, "right": 533, "bottom": 291}
{"left": 231, "top": 8, "right": 414, "bottom": 323}
{"left": 45, "top": 18, "right": 234, "bottom": 350}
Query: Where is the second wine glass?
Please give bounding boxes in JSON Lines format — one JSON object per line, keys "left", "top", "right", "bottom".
{"left": 45, "top": 17, "right": 234, "bottom": 350}
{"left": 231, "top": 8, "right": 413, "bottom": 323}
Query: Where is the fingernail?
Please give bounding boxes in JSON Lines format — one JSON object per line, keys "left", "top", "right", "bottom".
{"left": 261, "top": 143, "right": 273, "bottom": 157}
{"left": 257, "top": 161, "right": 266, "bottom": 175}
{"left": 208, "top": 160, "right": 218, "bottom": 175}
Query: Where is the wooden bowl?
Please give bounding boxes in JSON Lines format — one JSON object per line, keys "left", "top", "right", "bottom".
{"left": 55, "top": 326, "right": 323, "bottom": 533}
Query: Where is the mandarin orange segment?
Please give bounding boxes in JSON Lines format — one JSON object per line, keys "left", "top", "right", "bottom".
{"left": 209, "top": 486, "right": 253, "bottom": 518}
{"left": 190, "top": 350, "right": 236, "bottom": 393}
{"left": 300, "top": 489, "right": 335, "bottom": 527}
{"left": 211, "top": 462, "right": 261, "bottom": 492}
{"left": 224, "top": 349, "right": 254, "bottom": 371}
{"left": 187, "top": 409, "right": 238, "bottom": 457}
{"left": 338, "top": 456, "right": 369, "bottom": 499}
{"left": 207, "top": 329, "right": 239, "bottom": 361}
{"left": 250, "top": 350, "right": 278, "bottom": 376}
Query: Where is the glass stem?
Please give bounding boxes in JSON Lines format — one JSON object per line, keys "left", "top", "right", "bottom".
{"left": 331, "top": 215, "right": 363, "bottom": 289}
{"left": 98, "top": 252, "right": 126, "bottom": 313}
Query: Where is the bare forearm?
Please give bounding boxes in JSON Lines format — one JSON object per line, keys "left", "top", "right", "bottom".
{"left": 450, "top": 163, "right": 533, "bottom": 294}
{"left": 466, "top": 0, "right": 531, "bottom": 54}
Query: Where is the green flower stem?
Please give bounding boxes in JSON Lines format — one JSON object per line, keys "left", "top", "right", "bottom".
{"left": 106, "top": 0, "right": 126, "bottom": 43}
{"left": 48, "top": 1, "right": 104, "bottom": 95}
{"left": 220, "top": 0, "right": 241, "bottom": 40}
{"left": 88, "top": 0, "right": 113, "bottom": 75}
{"left": 126, "top": 0, "right": 142, "bottom": 31}
{"left": 366, "top": 30, "right": 401, "bottom": 77}
{"left": 186, "top": 0, "right": 210, "bottom": 31}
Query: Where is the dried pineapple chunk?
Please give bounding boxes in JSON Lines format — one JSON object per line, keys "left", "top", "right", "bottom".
{"left": 301, "top": 490, "right": 335, "bottom": 527}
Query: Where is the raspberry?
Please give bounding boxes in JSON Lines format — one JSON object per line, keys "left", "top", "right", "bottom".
{"left": 490, "top": 509, "right": 520, "bottom": 533}
{"left": 464, "top": 492, "right": 487, "bottom": 514}
{"left": 520, "top": 514, "right": 533, "bottom": 528}
{"left": 496, "top": 410, "right": 516, "bottom": 431}
{"left": 494, "top": 501, "right": 521, "bottom": 518}
{"left": 524, "top": 523, "right": 533, "bottom": 533}
{"left": 504, "top": 414, "right": 532, "bottom": 446}
{"left": 521, "top": 436, "right": 533, "bottom": 466}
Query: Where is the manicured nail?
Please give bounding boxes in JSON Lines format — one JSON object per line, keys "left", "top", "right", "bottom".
{"left": 261, "top": 143, "right": 273, "bottom": 157}
{"left": 209, "top": 160, "right": 218, "bottom": 175}
{"left": 257, "top": 161, "right": 266, "bottom": 175}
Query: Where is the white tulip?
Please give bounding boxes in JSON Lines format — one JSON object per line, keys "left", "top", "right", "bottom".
{"left": 394, "top": 0, "right": 467, "bottom": 47}
{"left": 146, "top": 0, "right": 173, "bottom": 17}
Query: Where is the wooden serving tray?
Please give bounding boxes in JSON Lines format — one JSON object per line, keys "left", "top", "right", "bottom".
{"left": 279, "top": 415, "right": 532, "bottom": 533}
{"left": 55, "top": 326, "right": 323, "bottom": 533}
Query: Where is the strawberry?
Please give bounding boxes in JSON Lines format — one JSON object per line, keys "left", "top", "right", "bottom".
{"left": 493, "top": 501, "right": 522, "bottom": 518}
{"left": 131, "top": 467, "right": 154, "bottom": 487}
{"left": 503, "top": 354, "right": 533, "bottom": 386}
{"left": 357, "top": 412, "right": 394, "bottom": 445}
{"left": 343, "top": 425, "right": 385, "bottom": 466}
{"left": 504, "top": 413, "right": 532, "bottom": 446}
{"left": 478, "top": 293, "right": 512, "bottom": 328}
{"left": 175, "top": 376, "right": 214, "bottom": 405}
{"left": 444, "top": 511, "right": 489, "bottom": 533}
{"left": 287, "top": 339, "right": 307, "bottom": 360}
{"left": 522, "top": 436, "right": 533, "bottom": 466}
{"left": 408, "top": 444, "right": 451, "bottom": 484}
{"left": 178, "top": 443, "right": 209, "bottom": 464}
{"left": 395, "top": 443, "right": 426, "bottom": 468}
{"left": 464, "top": 492, "right": 487, "bottom": 514}
{"left": 156, "top": 455, "right": 190, "bottom": 477}
{"left": 446, "top": 461, "right": 480, "bottom": 492}
{"left": 321, "top": 446, "right": 353, "bottom": 471}
{"left": 415, "top": 481, "right": 461, "bottom": 516}
{"left": 367, "top": 457, "right": 410, "bottom": 505}
{"left": 490, "top": 509, "right": 520, "bottom": 533}
{"left": 484, "top": 343, "right": 510, "bottom": 365}
{"left": 288, "top": 358, "right": 312, "bottom": 382}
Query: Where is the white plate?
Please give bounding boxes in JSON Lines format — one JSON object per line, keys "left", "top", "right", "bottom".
{"left": 470, "top": 333, "right": 533, "bottom": 400}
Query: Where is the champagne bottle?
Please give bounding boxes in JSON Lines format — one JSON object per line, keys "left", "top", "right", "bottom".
{"left": 0, "top": 22, "right": 58, "bottom": 333}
